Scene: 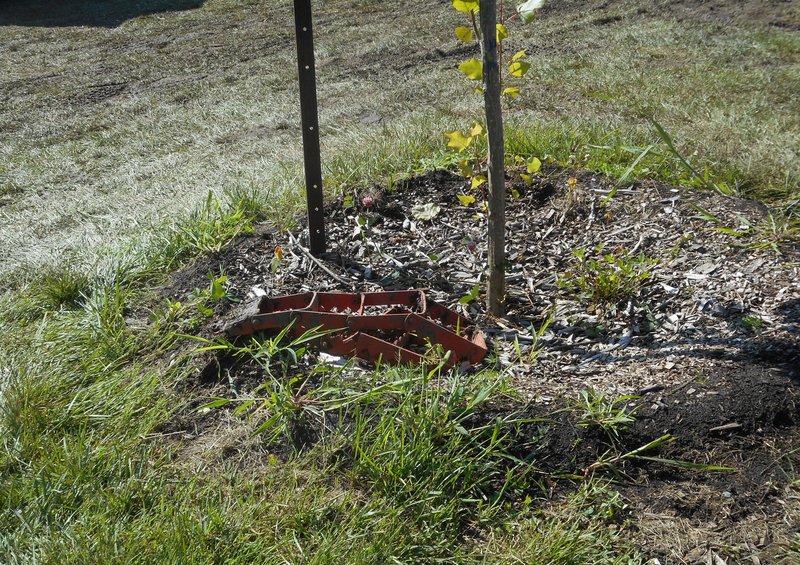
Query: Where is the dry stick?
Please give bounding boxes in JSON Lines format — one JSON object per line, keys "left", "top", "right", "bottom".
{"left": 287, "top": 231, "right": 352, "bottom": 286}
{"left": 480, "top": 0, "right": 506, "bottom": 316}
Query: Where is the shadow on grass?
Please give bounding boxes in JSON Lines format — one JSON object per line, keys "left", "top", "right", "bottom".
{"left": 0, "top": 0, "right": 204, "bottom": 28}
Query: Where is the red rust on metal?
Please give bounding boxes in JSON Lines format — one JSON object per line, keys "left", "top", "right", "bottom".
{"left": 224, "top": 290, "right": 487, "bottom": 367}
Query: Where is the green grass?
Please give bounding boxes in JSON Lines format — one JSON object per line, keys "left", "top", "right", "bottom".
{"left": 0, "top": 185, "right": 641, "bottom": 562}
{"left": 507, "top": 11, "right": 800, "bottom": 203}
{"left": 0, "top": 247, "right": 638, "bottom": 562}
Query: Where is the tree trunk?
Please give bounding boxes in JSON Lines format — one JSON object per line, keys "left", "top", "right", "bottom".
{"left": 480, "top": 0, "right": 505, "bottom": 316}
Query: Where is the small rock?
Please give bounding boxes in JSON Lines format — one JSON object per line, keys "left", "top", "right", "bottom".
{"left": 359, "top": 113, "right": 383, "bottom": 125}
{"left": 711, "top": 304, "right": 728, "bottom": 317}
{"left": 695, "top": 262, "right": 718, "bottom": 275}
{"left": 661, "top": 283, "right": 679, "bottom": 295}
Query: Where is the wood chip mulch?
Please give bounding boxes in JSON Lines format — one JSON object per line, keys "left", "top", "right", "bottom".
{"left": 201, "top": 167, "right": 799, "bottom": 403}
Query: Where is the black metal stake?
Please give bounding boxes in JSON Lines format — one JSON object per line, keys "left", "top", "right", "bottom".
{"left": 293, "top": 0, "right": 326, "bottom": 255}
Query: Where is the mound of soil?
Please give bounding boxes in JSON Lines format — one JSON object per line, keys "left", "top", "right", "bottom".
{"left": 163, "top": 166, "right": 800, "bottom": 562}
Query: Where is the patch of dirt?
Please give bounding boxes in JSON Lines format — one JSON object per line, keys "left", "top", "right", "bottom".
{"left": 541, "top": 0, "right": 800, "bottom": 31}
{"left": 657, "top": 0, "right": 800, "bottom": 31}
{"left": 0, "top": 0, "right": 205, "bottom": 28}
{"left": 68, "top": 82, "right": 128, "bottom": 105}
{"left": 161, "top": 164, "right": 799, "bottom": 561}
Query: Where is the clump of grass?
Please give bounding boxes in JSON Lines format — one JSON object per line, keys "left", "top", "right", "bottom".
{"left": 558, "top": 246, "right": 658, "bottom": 312}
{"left": 740, "top": 314, "right": 765, "bottom": 333}
{"left": 34, "top": 268, "right": 91, "bottom": 310}
{"left": 324, "top": 116, "right": 459, "bottom": 195}
{"left": 343, "top": 368, "right": 534, "bottom": 535}
{"left": 171, "top": 190, "right": 254, "bottom": 255}
{"left": 1, "top": 267, "right": 92, "bottom": 322}
{"left": 191, "top": 339, "right": 541, "bottom": 542}
{"left": 136, "top": 191, "right": 260, "bottom": 277}
{"left": 191, "top": 324, "right": 330, "bottom": 447}
{"left": 691, "top": 204, "right": 800, "bottom": 255}
{"left": 574, "top": 388, "right": 639, "bottom": 446}
{"left": 222, "top": 183, "right": 274, "bottom": 223}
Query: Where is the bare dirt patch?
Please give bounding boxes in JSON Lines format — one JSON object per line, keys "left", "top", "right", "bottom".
{"left": 541, "top": 0, "right": 800, "bottom": 31}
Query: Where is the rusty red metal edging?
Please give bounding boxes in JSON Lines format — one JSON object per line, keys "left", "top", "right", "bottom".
{"left": 224, "top": 290, "right": 487, "bottom": 368}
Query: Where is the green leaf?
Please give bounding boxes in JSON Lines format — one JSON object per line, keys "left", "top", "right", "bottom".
{"left": 446, "top": 130, "right": 473, "bottom": 152}
{"left": 459, "top": 58, "right": 483, "bottom": 81}
{"left": 634, "top": 456, "right": 734, "bottom": 472}
{"left": 270, "top": 255, "right": 282, "bottom": 274}
{"left": 690, "top": 204, "right": 721, "bottom": 224}
{"left": 469, "top": 123, "right": 484, "bottom": 137}
{"left": 602, "top": 144, "right": 655, "bottom": 206}
{"left": 454, "top": 26, "right": 473, "bottom": 43}
{"left": 509, "top": 60, "right": 531, "bottom": 77}
{"left": 198, "top": 398, "right": 230, "bottom": 411}
{"left": 511, "top": 49, "right": 527, "bottom": 62}
{"left": 621, "top": 434, "right": 673, "bottom": 458}
{"left": 496, "top": 23, "right": 509, "bottom": 42}
{"left": 251, "top": 413, "right": 282, "bottom": 437}
{"left": 583, "top": 91, "right": 614, "bottom": 101}
{"left": 459, "top": 284, "right": 481, "bottom": 304}
{"left": 714, "top": 227, "right": 747, "bottom": 237}
{"left": 452, "top": 0, "right": 479, "bottom": 14}
{"left": 520, "top": 173, "right": 532, "bottom": 185}
{"left": 458, "top": 159, "right": 473, "bottom": 177}
{"left": 526, "top": 157, "right": 542, "bottom": 174}
{"left": 209, "top": 272, "right": 227, "bottom": 300}
{"left": 233, "top": 399, "right": 256, "bottom": 415}
{"left": 457, "top": 194, "right": 476, "bottom": 206}
{"left": 502, "top": 86, "right": 521, "bottom": 98}
{"left": 471, "top": 175, "right": 487, "bottom": 189}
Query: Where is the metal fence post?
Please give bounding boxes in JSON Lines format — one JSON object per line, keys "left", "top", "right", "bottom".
{"left": 293, "top": 0, "right": 326, "bottom": 255}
